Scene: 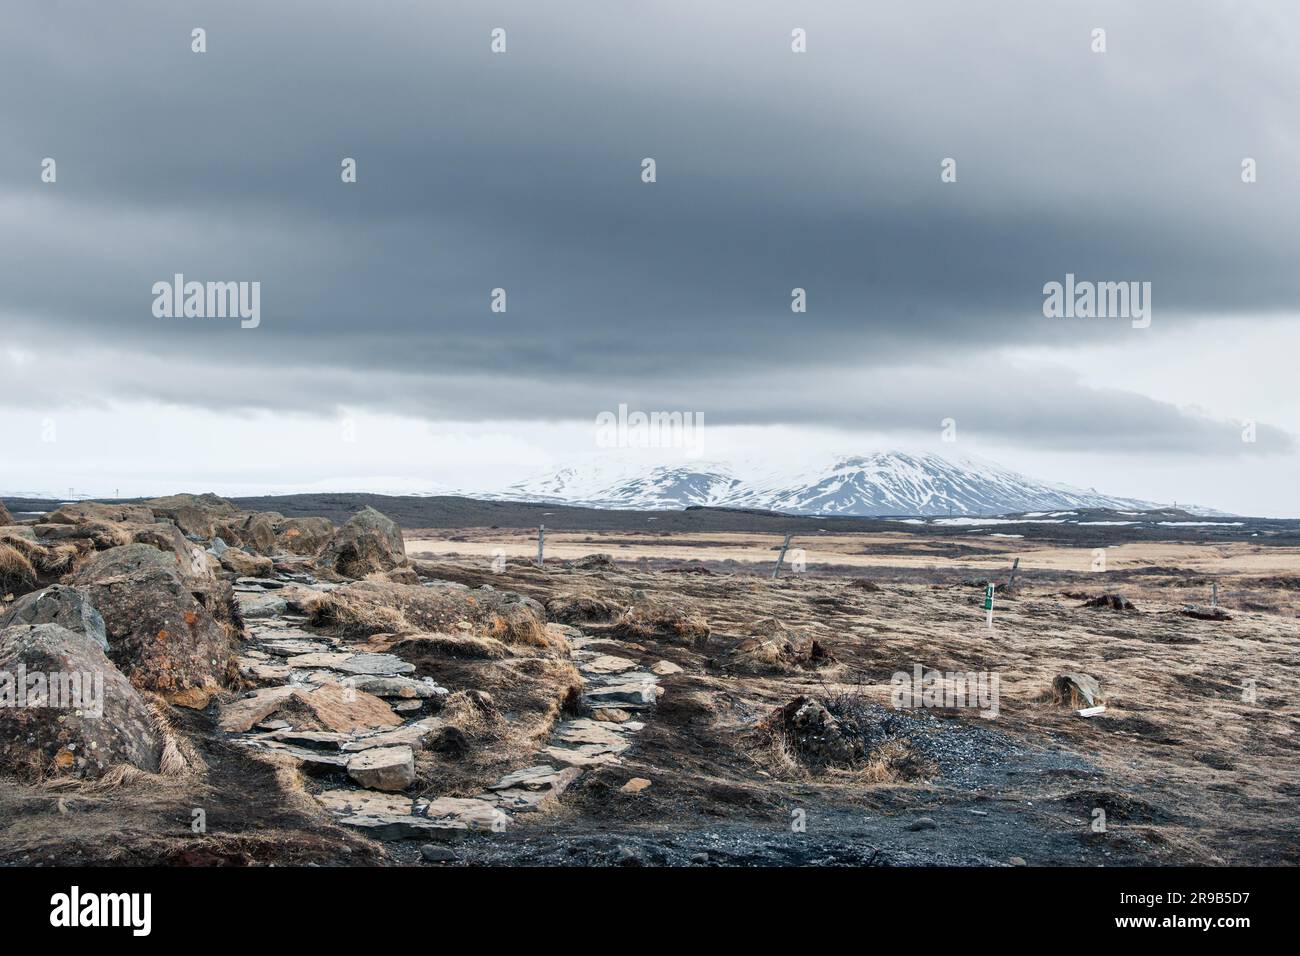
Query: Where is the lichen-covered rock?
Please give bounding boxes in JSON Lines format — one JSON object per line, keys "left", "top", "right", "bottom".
{"left": 0, "top": 623, "right": 162, "bottom": 780}
{"left": 218, "top": 547, "right": 274, "bottom": 578}
{"left": 0, "top": 585, "right": 108, "bottom": 651}
{"left": 274, "top": 517, "right": 335, "bottom": 555}
{"left": 45, "top": 502, "right": 156, "bottom": 527}
{"left": 323, "top": 507, "right": 406, "bottom": 578}
{"left": 144, "top": 493, "right": 240, "bottom": 538}
{"left": 71, "top": 564, "right": 237, "bottom": 707}
{"left": 226, "top": 512, "right": 282, "bottom": 555}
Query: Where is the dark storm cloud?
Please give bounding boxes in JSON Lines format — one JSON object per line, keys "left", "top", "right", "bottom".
{"left": 1, "top": 0, "right": 1297, "bottom": 451}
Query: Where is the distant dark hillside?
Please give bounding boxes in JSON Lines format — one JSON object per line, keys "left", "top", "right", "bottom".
{"left": 5, "top": 493, "right": 1299, "bottom": 546}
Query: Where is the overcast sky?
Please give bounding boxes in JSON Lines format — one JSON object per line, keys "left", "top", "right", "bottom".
{"left": 2, "top": 1, "right": 1299, "bottom": 514}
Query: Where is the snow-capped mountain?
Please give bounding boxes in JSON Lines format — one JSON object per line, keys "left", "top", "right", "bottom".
{"left": 495, "top": 452, "right": 1167, "bottom": 516}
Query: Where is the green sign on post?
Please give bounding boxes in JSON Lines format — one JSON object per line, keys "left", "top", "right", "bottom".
{"left": 984, "top": 583, "right": 995, "bottom": 610}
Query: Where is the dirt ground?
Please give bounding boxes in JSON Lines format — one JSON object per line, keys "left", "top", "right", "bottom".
{"left": 4, "top": 526, "right": 1297, "bottom": 867}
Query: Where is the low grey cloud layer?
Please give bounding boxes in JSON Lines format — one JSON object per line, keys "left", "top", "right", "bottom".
{"left": 2, "top": 0, "right": 1297, "bottom": 456}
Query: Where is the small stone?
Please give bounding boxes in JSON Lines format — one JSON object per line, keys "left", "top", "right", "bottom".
{"left": 616, "top": 845, "right": 645, "bottom": 867}
{"left": 420, "top": 844, "right": 458, "bottom": 863}
{"left": 620, "top": 777, "right": 652, "bottom": 794}
{"left": 1009, "top": 856, "right": 1027, "bottom": 866}
{"left": 650, "top": 660, "right": 682, "bottom": 676}
{"left": 592, "top": 708, "right": 632, "bottom": 723}
{"left": 908, "top": 816, "right": 937, "bottom": 831}
{"left": 690, "top": 852, "right": 710, "bottom": 865}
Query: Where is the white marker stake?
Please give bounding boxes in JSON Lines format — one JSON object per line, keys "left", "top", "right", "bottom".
{"left": 984, "top": 583, "right": 995, "bottom": 630}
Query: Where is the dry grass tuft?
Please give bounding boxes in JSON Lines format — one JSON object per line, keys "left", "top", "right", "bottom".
{"left": 440, "top": 689, "right": 505, "bottom": 740}
{"left": 307, "top": 591, "right": 410, "bottom": 636}
{"left": 614, "top": 598, "right": 711, "bottom": 644}
{"left": 546, "top": 591, "right": 621, "bottom": 624}
{"left": 0, "top": 542, "right": 37, "bottom": 594}
{"left": 392, "top": 632, "right": 509, "bottom": 660}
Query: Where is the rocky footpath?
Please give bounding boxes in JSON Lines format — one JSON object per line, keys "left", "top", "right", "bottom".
{"left": 220, "top": 571, "right": 665, "bottom": 841}
{"left": 2, "top": 494, "right": 663, "bottom": 853}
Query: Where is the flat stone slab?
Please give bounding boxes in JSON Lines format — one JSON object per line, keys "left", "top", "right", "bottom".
{"left": 486, "top": 788, "right": 552, "bottom": 813}
{"left": 335, "top": 814, "right": 470, "bottom": 841}
{"left": 342, "top": 719, "right": 439, "bottom": 752}
{"left": 422, "top": 797, "right": 509, "bottom": 832}
{"left": 238, "top": 658, "right": 292, "bottom": 682}
{"left": 220, "top": 683, "right": 402, "bottom": 735}
{"left": 552, "top": 719, "right": 631, "bottom": 749}
{"left": 237, "top": 739, "right": 350, "bottom": 771}
{"left": 285, "top": 651, "right": 416, "bottom": 676}
{"left": 580, "top": 655, "right": 639, "bottom": 675}
{"left": 297, "top": 683, "right": 403, "bottom": 734}
{"left": 583, "top": 681, "right": 658, "bottom": 706}
{"left": 348, "top": 675, "right": 447, "bottom": 699}
{"left": 259, "top": 639, "right": 335, "bottom": 657}
{"left": 235, "top": 577, "right": 290, "bottom": 590}
{"left": 487, "top": 764, "right": 582, "bottom": 793}
{"left": 218, "top": 686, "right": 297, "bottom": 732}
{"left": 543, "top": 744, "right": 623, "bottom": 768}
{"left": 651, "top": 660, "right": 683, "bottom": 676}
{"left": 347, "top": 745, "right": 416, "bottom": 791}
{"left": 318, "top": 789, "right": 421, "bottom": 817}
{"left": 237, "top": 594, "right": 289, "bottom": 618}
{"left": 261, "top": 729, "right": 352, "bottom": 750}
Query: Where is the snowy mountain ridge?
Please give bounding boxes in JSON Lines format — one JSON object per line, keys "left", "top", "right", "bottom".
{"left": 487, "top": 451, "right": 1188, "bottom": 517}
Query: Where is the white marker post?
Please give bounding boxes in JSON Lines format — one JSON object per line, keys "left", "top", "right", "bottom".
{"left": 984, "top": 582, "right": 995, "bottom": 630}
{"left": 537, "top": 524, "right": 545, "bottom": 567}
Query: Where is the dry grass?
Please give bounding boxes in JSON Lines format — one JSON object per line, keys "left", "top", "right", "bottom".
{"left": 392, "top": 632, "right": 509, "bottom": 660}
{"left": 849, "top": 739, "right": 935, "bottom": 784}
{"left": 546, "top": 591, "right": 622, "bottom": 624}
{"left": 310, "top": 581, "right": 562, "bottom": 652}
{"left": 0, "top": 542, "right": 37, "bottom": 593}
{"left": 614, "top": 598, "right": 711, "bottom": 644}
{"left": 307, "top": 591, "right": 409, "bottom": 636}
{"left": 440, "top": 689, "right": 505, "bottom": 740}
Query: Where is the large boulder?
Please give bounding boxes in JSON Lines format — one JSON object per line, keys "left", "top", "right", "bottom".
{"left": 45, "top": 502, "right": 156, "bottom": 527}
{"left": 0, "top": 623, "right": 163, "bottom": 780}
{"left": 221, "top": 512, "right": 282, "bottom": 555}
{"left": 275, "top": 517, "right": 335, "bottom": 555}
{"left": 218, "top": 546, "right": 274, "bottom": 577}
{"left": 324, "top": 508, "right": 406, "bottom": 578}
{"left": 144, "top": 493, "right": 240, "bottom": 538}
{"left": 71, "top": 542, "right": 178, "bottom": 581}
{"left": 32, "top": 519, "right": 134, "bottom": 551}
{"left": 70, "top": 541, "right": 216, "bottom": 593}
{"left": 71, "top": 563, "right": 237, "bottom": 707}
{"left": 0, "top": 585, "right": 108, "bottom": 651}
